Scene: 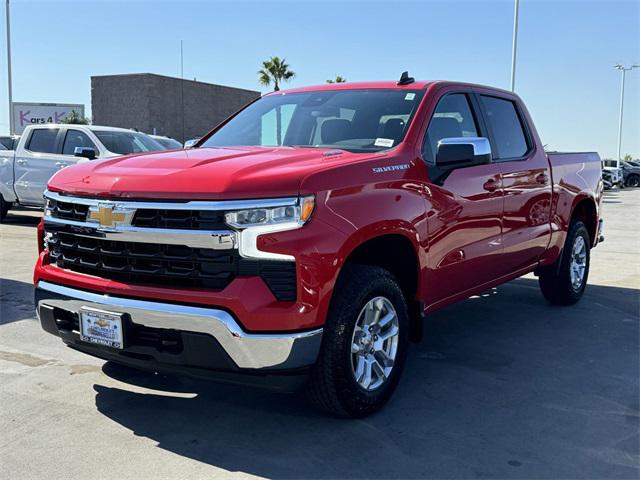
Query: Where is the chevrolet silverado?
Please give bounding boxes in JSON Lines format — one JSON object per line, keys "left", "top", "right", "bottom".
{"left": 34, "top": 76, "right": 603, "bottom": 417}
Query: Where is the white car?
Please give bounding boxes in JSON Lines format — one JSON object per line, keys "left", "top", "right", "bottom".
{"left": 0, "top": 124, "right": 163, "bottom": 220}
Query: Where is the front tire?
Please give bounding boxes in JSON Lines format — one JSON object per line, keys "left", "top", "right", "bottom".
{"left": 306, "top": 264, "right": 409, "bottom": 417}
{"left": 538, "top": 220, "right": 590, "bottom": 305}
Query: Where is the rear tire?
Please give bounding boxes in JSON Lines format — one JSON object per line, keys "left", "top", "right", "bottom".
{"left": 538, "top": 220, "right": 590, "bottom": 305}
{"left": 626, "top": 174, "right": 640, "bottom": 188}
{"left": 306, "top": 264, "right": 409, "bottom": 418}
{"left": 0, "top": 196, "right": 10, "bottom": 222}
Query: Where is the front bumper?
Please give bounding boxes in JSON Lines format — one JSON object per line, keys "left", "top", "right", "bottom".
{"left": 35, "top": 281, "right": 322, "bottom": 389}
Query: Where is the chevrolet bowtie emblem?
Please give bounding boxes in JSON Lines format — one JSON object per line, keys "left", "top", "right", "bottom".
{"left": 88, "top": 205, "right": 133, "bottom": 228}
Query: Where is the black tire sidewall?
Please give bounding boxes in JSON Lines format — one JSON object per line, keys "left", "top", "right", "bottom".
{"left": 0, "top": 196, "right": 7, "bottom": 221}
{"left": 560, "top": 222, "right": 590, "bottom": 300}
{"left": 324, "top": 266, "right": 409, "bottom": 416}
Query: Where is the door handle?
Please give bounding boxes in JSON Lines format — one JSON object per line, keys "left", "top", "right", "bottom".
{"left": 483, "top": 178, "right": 499, "bottom": 192}
{"left": 55, "top": 161, "right": 66, "bottom": 168}
{"left": 16, "top": 159, "right": 27, "bottom": 165}
{"left": 535, "top": 173, "right": 549, "bottom": 185}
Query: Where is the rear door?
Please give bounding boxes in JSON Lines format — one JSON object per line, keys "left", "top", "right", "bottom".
{"left": 13, "top": 127, "right": 63, "bottom": 206}
{"left": 421, "top": 91, "right": 505, "bottom": 305}
{"left": 476, "top": 91, "right": 552, "bottom": 274}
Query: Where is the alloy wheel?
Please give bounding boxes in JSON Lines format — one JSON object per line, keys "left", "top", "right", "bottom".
{"left": 570, "top": 235, "right": 587, "bottom": 291}
{"left": 350, "top": 296, "right": 400, "bottom": 391}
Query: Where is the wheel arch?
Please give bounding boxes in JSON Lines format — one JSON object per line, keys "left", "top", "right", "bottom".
{"left": 570, "top": 195, "right": 598, "bottom": 247}
{"left": 334, "top": 230, "right": 424, "bottom": 341}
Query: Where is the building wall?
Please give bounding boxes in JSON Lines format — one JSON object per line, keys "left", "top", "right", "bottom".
{"left": 91, "top": 73, "right": 260, "bottom": 143}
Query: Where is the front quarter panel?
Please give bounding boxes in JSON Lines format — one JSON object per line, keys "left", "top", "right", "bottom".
{"left": 269, "top": 152, "right": 430, "bottom": 325}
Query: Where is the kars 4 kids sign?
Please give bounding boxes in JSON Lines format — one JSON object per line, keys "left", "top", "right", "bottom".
{"left": 12, "top": 102, "right": 85, "bottom": 134}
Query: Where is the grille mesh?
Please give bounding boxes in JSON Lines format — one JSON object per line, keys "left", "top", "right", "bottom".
{"left": 46, "top": 228, "right": 297, "bottom": 301}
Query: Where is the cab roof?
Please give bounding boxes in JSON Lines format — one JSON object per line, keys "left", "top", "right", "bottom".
{"left": 268, "top": 80, "right": 435, "bottom": 95}
{"left": 267, "top": 80, "right": 515, "bottom": 97}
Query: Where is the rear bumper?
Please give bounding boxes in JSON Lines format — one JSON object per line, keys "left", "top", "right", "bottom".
{"left": 35, "top": 281, "right": 322, "bottom": 390}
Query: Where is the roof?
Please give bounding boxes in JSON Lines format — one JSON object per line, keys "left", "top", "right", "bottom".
{"left": 269, "top": 80, "right": 516, "bottom": 97}
{"left": 268, "top": 81, "right": 433, "bottom": 95}
{"left": 24, "top": 124, "right": 145, "bottom": 133}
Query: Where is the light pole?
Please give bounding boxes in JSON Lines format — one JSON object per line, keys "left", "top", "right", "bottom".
{"left": 614, "top": 64, "right": 639, "bottom": 167}
{"left": 510, "top": 0, "right": 520, "bottom": 92}
{"left": 5, "top": 0, "right": 13, "bottom": 135}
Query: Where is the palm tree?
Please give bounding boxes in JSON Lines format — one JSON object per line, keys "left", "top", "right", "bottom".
{"left": 258, "top": 56, "right": 295, "bottom": 92}
{"left": 258, "top": 57, "right": 295, "bottom": 144}
{"left": 61, "top": 110, "right": 90, "bottom": 125}
{"left": 327, "top": 75, "right": 347, "bottom": 83}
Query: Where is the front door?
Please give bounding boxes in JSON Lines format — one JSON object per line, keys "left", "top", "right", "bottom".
{"left": 421, "top": 92, "right": 504, "bottom": 306}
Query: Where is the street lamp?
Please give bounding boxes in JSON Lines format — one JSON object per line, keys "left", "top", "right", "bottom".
{"left": 5, "top": 0, "right": 13, "bottom": 135}
{"left": 510, "top": 0, "right": 520, "bottom": 92}
{"left": 613, "top": 64, "right": 639, "bottom": 167}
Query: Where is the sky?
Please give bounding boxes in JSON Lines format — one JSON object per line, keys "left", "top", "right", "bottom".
{"left": 0, "top": 0, "right": 638, "bottom": 159}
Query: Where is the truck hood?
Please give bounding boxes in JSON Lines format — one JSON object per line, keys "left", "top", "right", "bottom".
{"left": 48, "top": 146, "right": 371, "bottom": 200}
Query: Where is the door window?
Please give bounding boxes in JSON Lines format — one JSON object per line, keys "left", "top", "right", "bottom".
{"left": 480, "top": 96, "right": 529, "bottom": 159}
{"left": 27, "top": 129, "right": 59, "bottom": 153}
{"left": 423, "top": 94, "right": 478, "bottom": 163}
{"left": 62, "top": 130, "right": 96, "bottom": 155}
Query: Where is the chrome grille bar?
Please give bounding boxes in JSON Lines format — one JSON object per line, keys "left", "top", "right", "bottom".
{"left": 44, "top": 190, "right": 298, "bottom": 211}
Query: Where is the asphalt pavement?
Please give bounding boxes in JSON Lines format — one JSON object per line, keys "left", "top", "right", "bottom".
{"left": 1, "top": 190, "right": 638, "bottom": 479}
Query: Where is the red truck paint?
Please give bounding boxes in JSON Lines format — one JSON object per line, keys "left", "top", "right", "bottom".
{"left": 34, "top": 80, "right": 602, "bottom": 414}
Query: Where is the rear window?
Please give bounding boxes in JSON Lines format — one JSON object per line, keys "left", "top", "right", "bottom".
{"left": 480, "top": 96, "right": 529, "bottom": 159}
{"left": 27, "top": 128, "right": 59, "bottom": 154}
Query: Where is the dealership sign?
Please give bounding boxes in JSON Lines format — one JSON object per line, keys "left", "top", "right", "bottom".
{"left": 12, "top": 102, "right": 85, "bottom": 134}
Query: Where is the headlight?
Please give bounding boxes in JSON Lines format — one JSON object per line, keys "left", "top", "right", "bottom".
{"left": 226, "top": 196, "right": 315, "bottom": 261}
{"left": 225, "top": 196, "right": 315, "bottom": 229}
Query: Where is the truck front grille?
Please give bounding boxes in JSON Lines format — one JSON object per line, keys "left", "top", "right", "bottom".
{"left": 50, "top": 199, "right": 90, "bottom": 222}
{"left": 132, "top": 209, "right": 228, "bottom": 230}
{"left": 46, "top": 229, "right": 297, "bottom": 301}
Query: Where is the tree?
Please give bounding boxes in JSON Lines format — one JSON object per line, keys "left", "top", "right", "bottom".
{"left": 61, "top": 110, "right": 90, "bottom": 125}
{"left": 623, "top": 154, "right": 633, "bottom": 162}
{"left": 258, "top": 56, "right": 295, "bottom": 92}
{"left": 258, "top": 56, "right": 295, "bottom": 144}
{"left": 327, "top": 75, "right": 347, "bottom": 83}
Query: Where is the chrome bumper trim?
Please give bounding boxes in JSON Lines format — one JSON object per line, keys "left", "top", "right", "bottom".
{"left": 35, "top": 281, "right": 322, "bottom": 370}
{"left": 43, "top": 215, "right": 237, "bottom": 250}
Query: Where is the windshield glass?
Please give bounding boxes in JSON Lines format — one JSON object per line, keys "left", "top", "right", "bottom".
{"left": 94, "top": 131, "right": 163, "bottom": 155}
{"left": 201, "top": 89, "right": 424, "bottom": 153}
{"left": 154, "top": 137, "right": 182, "bottom": 149}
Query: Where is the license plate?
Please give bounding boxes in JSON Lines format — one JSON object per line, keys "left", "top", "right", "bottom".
{"left": 79, "top": 307, "right": 124, "bottom": 349}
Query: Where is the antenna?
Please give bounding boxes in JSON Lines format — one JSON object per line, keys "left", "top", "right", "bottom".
{"left": 397, "top": 71, "right": 415, "bottom": 86}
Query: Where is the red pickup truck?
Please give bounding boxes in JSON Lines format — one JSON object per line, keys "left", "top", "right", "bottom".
{"left": 34, "top": 76, "right": 603, "bottom": 417}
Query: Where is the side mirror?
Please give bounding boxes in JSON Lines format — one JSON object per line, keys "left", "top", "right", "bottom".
{"left": 74, "top": 147, "right": 97, "bottom": 160}
{"left": 436, "top": 137, "right": 491, "bottom": 169}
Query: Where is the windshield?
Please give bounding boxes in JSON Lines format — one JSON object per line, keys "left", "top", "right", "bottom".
{"left": 201, "top": 89, "right": 424, "bottom": 153}
{"left": 94, "top": 131, "right": 164, "bottom": 155}
{"left": 154, "top": 137, "right": 183, "bottom": 150}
